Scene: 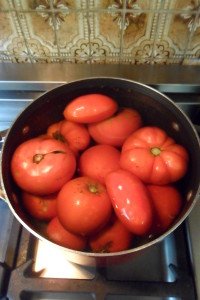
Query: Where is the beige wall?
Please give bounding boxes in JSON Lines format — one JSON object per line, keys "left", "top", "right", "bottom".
{"left": 0, "top": 0, "right": 200, "bottom": 64}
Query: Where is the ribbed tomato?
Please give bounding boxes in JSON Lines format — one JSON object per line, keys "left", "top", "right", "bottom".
{"left": 121, "top": 126, "right": 189, "bottom": 185}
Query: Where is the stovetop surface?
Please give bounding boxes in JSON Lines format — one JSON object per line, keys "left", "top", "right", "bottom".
{"left": 0, "top": 64, "right": 200, "bottom": 300}
{"left": 0, "top": 203, "right": 196, "bottom": 300}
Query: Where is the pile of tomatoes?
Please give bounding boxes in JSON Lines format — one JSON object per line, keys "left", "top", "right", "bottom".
{"left": 11, "top": 93, "right": 189, "bottom": 253}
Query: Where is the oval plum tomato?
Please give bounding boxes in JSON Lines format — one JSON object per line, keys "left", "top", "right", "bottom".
{"left": 46, "top": 217, "right": 86, "bottom": 250}
{"left": 147, "top": 185, "right": 183, "bottom": 234}
{"left": 121, "top": 126, "right": 189, "bottom": 185}
{"left": 105, "top": 169, "right": 153, "bottom": 236}
{"left": 11, "top": 136, "right": 76, "bottom": 195}
{"left": 57, "top": 176, "right": 113, "bottom": 236}
{"left": 89, "top": 215, "right": 133, "bottom": 253}
{"left": 47, "top": 119, "right": 90, "bottom": 153}
{"left": 78, "top": 144, "right": 121, "bottom": 184}
{"left": 21, "top": 192, "right": 57, "bottom": 221}
{"left": 63, "top": 94, "right": 118, "bottom": 123}
{"left": 88, "top": 107, "right": 142, "bottom": 147}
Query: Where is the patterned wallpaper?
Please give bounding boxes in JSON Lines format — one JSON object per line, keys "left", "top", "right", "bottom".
{"left": 0, "top": 0, "right": 200, "bottom": 64}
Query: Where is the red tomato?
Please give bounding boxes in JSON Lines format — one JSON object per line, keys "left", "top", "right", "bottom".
{"left": 89, "top": 215, "right": 133, "bottom": 253}
{"left": 11, "top": 136, "right": 76, "bottom": 195}
{"left": 147, "top": 185, "right": 183, "bottom": 234}
{"left": 78, "top": 144, "right": 121, "bottom": 184}
{"left": 46, "top": 217, "right": 86, "bottom": 250}
{"left": 88, "top": 107, "right": 142, "bottom": 147}
{"left": 63, "top": 94, "right": 118, "bottom": 123}
{"left": 105, "top": 169, "right": 153, "bottom": 235}
{"left": 47, "top": 119, "right": 90, "bottom": 153}
{"left": 57, "top": 176, "right": 113, "bottom": 236}
{"left": 121, "top": 126, "right": 189, "bottom": 185}
{"left": 21, "top": 192, "right": 57, "bottom": 221}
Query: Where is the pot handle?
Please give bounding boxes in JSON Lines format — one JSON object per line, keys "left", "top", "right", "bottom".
{"left": 0, "top": 129, "right": 8, "bottom": 203}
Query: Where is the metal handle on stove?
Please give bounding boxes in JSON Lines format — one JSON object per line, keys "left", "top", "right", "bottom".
{"left": 0, "top": 129, "right": 8, "bottom": 203}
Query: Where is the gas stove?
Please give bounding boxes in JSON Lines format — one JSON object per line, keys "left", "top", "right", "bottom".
{"left": 0, "top": 64, "right": 200, "bottom": 300}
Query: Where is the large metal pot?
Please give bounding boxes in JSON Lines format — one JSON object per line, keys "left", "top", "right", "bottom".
{"left": 1, "top": 77, "right": 200, "bottom": 266}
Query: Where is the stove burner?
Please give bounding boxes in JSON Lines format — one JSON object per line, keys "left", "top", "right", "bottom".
{"left": 33, "top": 240, "right": 96, "bottom": 279}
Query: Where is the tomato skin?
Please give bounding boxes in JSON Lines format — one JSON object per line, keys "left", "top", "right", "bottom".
{"left": 89, "top": 215, "right": 133, "bottom": 253}
{"left": 21, "top": 192, "right": 57, "bottom": 221}
{"left": 63, "top": 94, "right": 118, "bottom": 123}
{"left": 57, "top": 176, "right": 113, "bottom": 236}
{"left": 47, "top": 120, "right": 90, "bottom": 153}
{"left": 147, "top": 185, "right": 183, "bottom": 234}
{"left": 46, "top": 217, "right": 86, "bottom": 250}
{"left": 11, "top": 136, "right": 76, "bottom": 195}
{"left": 47, "top": 121, "right": 63, "bottom": 139}
{"left": 121, "top": 126, "right": 189, "bottom": 185}
{"left": 78, "top": 144, "right": 121, "bottom": 184}
{"left": 88, "top": 107, "right": 142, "bottom": 147}
{"left": 105, "top": 169, "right": 153, "bottom": 236}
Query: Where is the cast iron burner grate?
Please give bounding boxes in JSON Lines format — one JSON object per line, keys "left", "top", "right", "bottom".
{"left": 6, "top": 261, "right": 196, "bottom": 300}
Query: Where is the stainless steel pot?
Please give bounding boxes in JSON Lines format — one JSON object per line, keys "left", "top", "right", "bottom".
{"left": 1, "top": 77, "right": 200, "bottom": 266}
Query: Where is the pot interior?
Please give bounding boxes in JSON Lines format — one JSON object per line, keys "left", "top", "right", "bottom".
{"left": 1, "top": 77, "right": 200, "bottom": 255}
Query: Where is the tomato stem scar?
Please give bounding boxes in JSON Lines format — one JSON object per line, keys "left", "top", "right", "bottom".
{"left": 52, "top": 131, "right": 66, "bottom": 143}
{"left": 151, "top": 147, "right": 161, "bottom": 156}
{"left": 33, "top": 150, "right": 66, "bottom": 164}
{"left": 33, "top": 153, "right": 44, "bottom": 164}
{"left": 88, "top": 184, "right": 99, "bottom": 194}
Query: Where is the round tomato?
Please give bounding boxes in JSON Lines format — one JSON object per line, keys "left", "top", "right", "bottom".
{"left": 21, "top": 191, "right": 57, "bottom": 221}
{"left": 88, "top": 107, "right": 142, "bottom": 147}
{"left": 105, "top": 169, "right": 153, "bottom": 236}
{"left": 46, "top": 217, "right": 86, "bottom": 250}
{"left": 147, "top": 185, "right": 183, "bottom": 234}
{"left": 57, "top": 176, "right": 113, "bottom": 236}
{"left": 63, "top": 94, "right": 118, "bottom": 123}
{"left": 11, "top": 136, "right": 76, "bottom": 195}
{"left": 47, "top": 119, "right": 90, "bottom": 153}
{"left": 121, "top": 126, "right": 189, "bottom": 185}
{"left": 89, "top": 215, "right": 133, "bottom": 253}
{"left": 78, "top": 144, "right": 121, "bottom": 184}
